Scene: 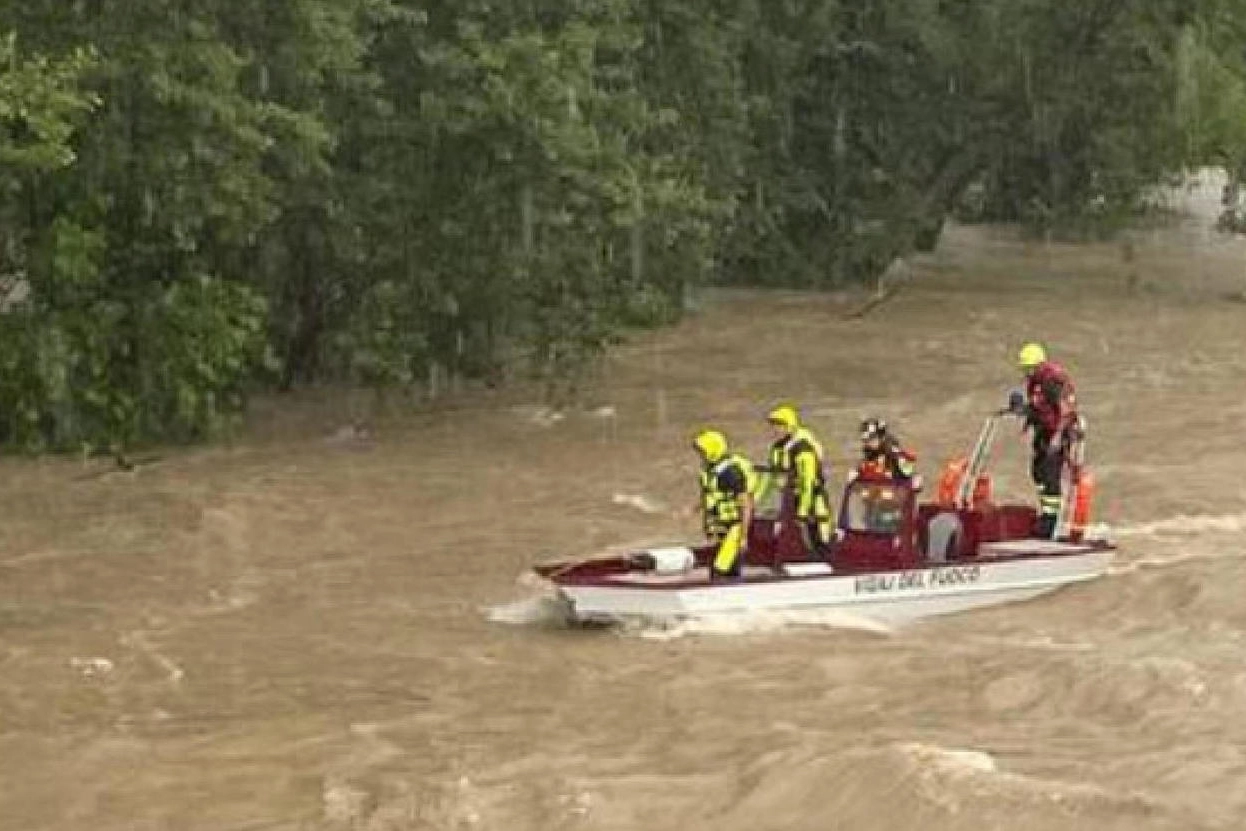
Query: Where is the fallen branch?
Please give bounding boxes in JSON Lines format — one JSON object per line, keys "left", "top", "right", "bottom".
{"left": 843, "top": 257, "right": 911, "bottom": 320}
{"left": 73, "top": 453, "right": 164, "bottom": 481}
{"left": 843, "top": 281, "right": 903, "bottom": 319}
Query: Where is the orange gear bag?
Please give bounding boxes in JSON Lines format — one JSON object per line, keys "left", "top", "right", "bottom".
{"left": 936, "top": 456, "right": 991, "bottom": 509}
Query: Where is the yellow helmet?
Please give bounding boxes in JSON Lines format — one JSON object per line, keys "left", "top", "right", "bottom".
{"left": 692, "top": 429, "right": 728, "bottom": 462}
{"left": 766, "top": 404, "right": 800, "bottom": 430}
{"left": 1017, "top": 342, "right": 1047, "bottom": 370}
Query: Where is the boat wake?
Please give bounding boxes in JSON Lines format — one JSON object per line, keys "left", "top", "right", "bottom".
{"left": 624, "top": 608, "right": 894, "bottom": 640}
{"left": 486, "top": 594, "right": 573, "bottom": 627}
{"left": 1108, "top": 511, "right": 1246, "bottom": 576}
{"left": 485, "top": 595, "right": 894, "bottom": 638}
{"left": 1113, "top": 511, "right": 1246, "bottom": 538}
{"left": 486, "top": 587, "right": 894, "bottom": 638}
{"left": 1109, "top": 546, "right": 1245, "bottom": 577}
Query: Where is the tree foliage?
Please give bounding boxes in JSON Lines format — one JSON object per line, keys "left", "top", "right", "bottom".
{"left": 1, "top": 0, "right": 1245, "bottom": 450}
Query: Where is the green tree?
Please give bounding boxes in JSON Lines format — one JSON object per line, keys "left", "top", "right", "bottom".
{"left": 0, "top": 5, "right": 273, "bottom": 451}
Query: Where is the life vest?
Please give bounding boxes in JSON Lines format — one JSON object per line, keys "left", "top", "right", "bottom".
{"left": 767, "top": 427, "right": 828, "bottom": 490}
{"left": 700, "top": 453, "right": 757, "bottom": 534}
{"left": 1025, "top": 361, "right": 1078, "bottom": 435}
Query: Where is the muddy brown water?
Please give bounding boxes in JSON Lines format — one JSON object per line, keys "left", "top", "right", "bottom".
{"left": 3, "top": 215, "right": 1246, "bottom": 830}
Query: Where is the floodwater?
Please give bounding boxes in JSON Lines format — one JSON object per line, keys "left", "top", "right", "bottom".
{"left": 3, "top": 182, "right": 1246, "bottom": 830}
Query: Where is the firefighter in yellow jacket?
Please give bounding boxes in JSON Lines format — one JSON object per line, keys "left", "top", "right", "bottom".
{"left": 691, "top": 429, "right": 757, "bottom": 579}
{"left": 756, "top": 404, "right": 833, "bottom": 554}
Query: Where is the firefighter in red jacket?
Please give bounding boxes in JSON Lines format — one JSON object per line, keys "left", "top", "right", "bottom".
{"left": 856, "top": 418, "right": 917, "bottom": 481}
{"left": 1014, "top": 342, "right": 1082, "bottom": 538}
{"left": 854, "top": 418, "right": 918, "bottom": 533}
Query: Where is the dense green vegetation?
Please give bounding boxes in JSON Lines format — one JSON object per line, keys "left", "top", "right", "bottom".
{"left": 2, "top": 0, "right": 1245, "bottom": 452}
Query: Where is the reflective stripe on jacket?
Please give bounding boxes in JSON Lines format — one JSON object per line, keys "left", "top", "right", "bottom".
{"left": 766, "top": 427, "right": 829, "bottom": 517}
{"left": 700, "top": 453, "right": 756, "bottom": 533}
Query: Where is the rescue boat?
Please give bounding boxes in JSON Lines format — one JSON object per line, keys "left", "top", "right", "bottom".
{"left": 534, "top": 413, "right": 1114, "bottom": 626}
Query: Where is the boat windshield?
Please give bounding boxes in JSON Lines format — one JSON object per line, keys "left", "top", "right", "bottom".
{"left": 754, "top": 477, "right": 784, "bottom": 519}
{"left": 843, "top": 483, "right": 906, "bottom": 534}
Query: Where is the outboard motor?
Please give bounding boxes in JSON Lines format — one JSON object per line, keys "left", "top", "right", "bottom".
{"left": 925, "top": 512, "right": 963, "bottom": 562}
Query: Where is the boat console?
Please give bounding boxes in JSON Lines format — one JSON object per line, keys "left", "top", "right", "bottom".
{"left": 753, "top": 474, "right": 1052, "bottom": 573}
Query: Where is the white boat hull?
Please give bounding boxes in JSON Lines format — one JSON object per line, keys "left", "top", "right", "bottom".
{"left": 553, "top": 548, "right": 1113, "bottom": 625}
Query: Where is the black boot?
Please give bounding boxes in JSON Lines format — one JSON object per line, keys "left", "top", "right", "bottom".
{"left": 800, "top": 522, "right": 829, "bottom": 561}
{"left": 1035, "top": 513, "right": 1057, "bottom": 539}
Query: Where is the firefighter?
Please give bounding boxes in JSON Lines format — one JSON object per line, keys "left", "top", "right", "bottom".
{"left": 691, "top": 429, "right": 757, "bottom": 579}
{"left": 856, "top": 418, "right": 917, "bottom": 481}
{"left": 1014, "top": 342, "right": 1082, "bottom": 538}
{"left": 852, "top": 418, "right": 917, "bottom": 532}
{"left": 755, "top": 404, "right": 833, "bottom": 555}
